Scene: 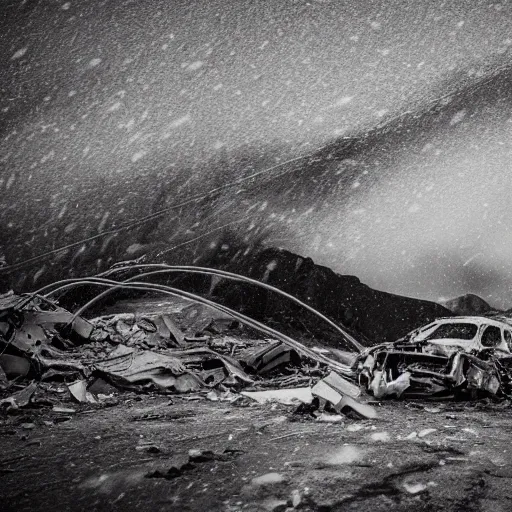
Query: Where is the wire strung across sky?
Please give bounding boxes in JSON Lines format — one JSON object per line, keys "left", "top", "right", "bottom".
{"left": 3, "top": 64, "right": 504, "bottom": 276}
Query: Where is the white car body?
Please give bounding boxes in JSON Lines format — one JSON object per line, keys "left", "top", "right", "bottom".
{"left": 408, "top": 316, "right": 512, "bottom": 354}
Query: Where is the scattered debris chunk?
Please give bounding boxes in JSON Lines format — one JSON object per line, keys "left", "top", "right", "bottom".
{"left": 94, "top": 345, "right": 203, "bottom": 392}
{"left": 145, "top": 447, "right": 243, "bottom": 480}
{"left": 315, "top": 413, "right": 343, "bottom": 423}
{"left": 137, "top": 317, "right": 157, "bottom": 333}
{"left": 52, "top": 406, "right": 76, "bottom": 414}
{"left": 291, "top": 489, "right": 301, "bottom": 508}
{"left": 188, "top": 448, "right": 242, "bottom": 462}
{"left": 418, "top": 428, "right": 437, "bottom": 438}
{"left": 346, "top": 423, "right": 365, "bottom": 432}
{"left": 322, "top": 370, "right": 362, "bottom": 398}
{"left": 147, "top": 314, "right": 185, "bottom": 347}
{"left": 206, "top": 389, "right": 238, "bottom": 402}
{"left": 87, "top": 377, "right": 118, "bottom": 396}
{"left": 323, "top": 445, "right": 363, "bottom": 466}
{"left": 67, "top": 379, "right": 97, "bottom": 404}
{"left": 258, "top": 498, "right": 288, "bottom": 512}
{"left": 243, "top": 341, "right": 300, "bottom": 375}
{"left": 0, "top": 381, "right": 37, "bottom": 408}
{"left": 403, "top": 481, "right": 430, "bottom": 494}
{"left": 312, "top": 374, "right": 377, "bottom": 420}
{"left": 135, "top": 444, "right": 161, "bottom": 453}
{"left": 251, "top": 472, "right": 285, "bottom": 486}
{"left": 241, "top": 388, "right": 313, "bottom": 405}
{"left": 370, "top": 431, "right": 391, "bottom": 442}
{"left": 145, "top": 455, "right": 194, "bottom": 480}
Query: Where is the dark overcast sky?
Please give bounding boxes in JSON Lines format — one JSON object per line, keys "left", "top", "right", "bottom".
{"left": 3, "top": 0, "right": 512, "bottom": 163}
{"left": 2, "top": 0, "right": 512, "bottom": 307}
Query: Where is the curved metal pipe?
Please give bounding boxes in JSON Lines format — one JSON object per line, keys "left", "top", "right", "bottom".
{"left": 45, "top": 277, "right": 353, "bottom": 375}
{"left": 94, "top": 264, "right": 363, "bottom": 352}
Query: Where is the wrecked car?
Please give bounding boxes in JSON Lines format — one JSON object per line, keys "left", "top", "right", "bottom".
{"left": 358, "top": 316, "right": 512, "bottom": 400}
{"left": 396, "top": 316, "right": 512, "bottom": 355}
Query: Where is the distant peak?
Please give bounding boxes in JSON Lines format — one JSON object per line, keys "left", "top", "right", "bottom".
{"left": 440, "top": 294, "right": 497, "bottom": 316}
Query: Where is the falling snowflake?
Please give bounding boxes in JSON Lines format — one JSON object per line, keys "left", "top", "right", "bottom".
{"left": 335, "top": 96, "right": 354, "bottom": 107}
{"left": 41, "top": 150, "right": 55, "bottom": 164}
{"left": 186, "top": 61, "right": 204, "bottom": 71}
{"left": 11, "top": 47, "right": 28, "bottom": 60}
{"left": 107, "top": 102, "right": 122, "bottom": 113}
{"left": 131, "top": 151, "right": 147, "bottom": 163}
{"left": 88, "top": 58, "right": 102, "bottom": 68}
{"left": 169, "top": 114, "right": 191, "bottom": 128}
{"left": 450, "top": 110, "right": 467, "bottom": 126}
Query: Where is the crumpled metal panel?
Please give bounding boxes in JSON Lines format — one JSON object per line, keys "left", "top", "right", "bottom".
{"left": 94, "top": 344, "right": 192, "bottom": 391}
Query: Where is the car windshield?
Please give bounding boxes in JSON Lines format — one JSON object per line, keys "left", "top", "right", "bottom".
{"left": 425, "top": 323, "right": 478, "bottom": 341}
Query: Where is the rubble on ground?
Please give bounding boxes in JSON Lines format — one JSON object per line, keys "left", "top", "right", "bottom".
{"left": 0, "top": 286, "right": 375, "bottom": 422}
{"left": 2, "top": 268, "right": 512, "bottom": 429}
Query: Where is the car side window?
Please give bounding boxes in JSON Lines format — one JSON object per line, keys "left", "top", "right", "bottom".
{"left": 481, "top": 325, "right": 502, "bottom": 347}
{"left": 505, "top": 330, "right": 512, "bottom": 350}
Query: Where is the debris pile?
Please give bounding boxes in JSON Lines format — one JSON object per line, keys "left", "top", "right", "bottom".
{"left": 0, "top": 290, "right": 376, "bottom": 421}
{"left": 3, "top": 270, "right": 512, "bottom": 427}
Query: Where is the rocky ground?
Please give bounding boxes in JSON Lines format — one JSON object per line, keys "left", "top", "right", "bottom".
{"left": 3, "top": 289, "right": 512, "bottom": 512}
{"left": 2, "top": 394, "right": 512, "bottom": 512}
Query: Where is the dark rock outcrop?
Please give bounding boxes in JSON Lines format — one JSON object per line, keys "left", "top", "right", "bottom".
{"left": 53, "top": 244, "right": 453, "bottom": 348}
{"left": 206, "top": 247, "right": 452, "bottom": 346}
